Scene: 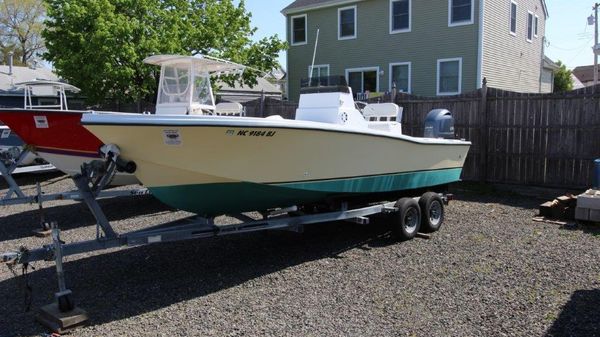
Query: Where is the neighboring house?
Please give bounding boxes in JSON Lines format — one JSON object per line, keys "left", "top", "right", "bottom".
{"left": 572, "top": 65, "right": 600, "bottom": 87}
{"left": 571, "top": 73, "right": 584, "bottom": 90}
{"left": 540, "top": 56, "right": 558, "bottom": 93}
{"left": 216, "top": 77, "right": 283, "bottom": 103}
{"left": 282, "top": 0, "right": 549, "bottom": 100}
{"left": 0, "top": 63, "right": 63, "bottom": 108}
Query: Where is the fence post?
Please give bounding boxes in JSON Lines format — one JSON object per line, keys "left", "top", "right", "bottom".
{"left": 480, "top": 77, "right": 488, "bottom": 183}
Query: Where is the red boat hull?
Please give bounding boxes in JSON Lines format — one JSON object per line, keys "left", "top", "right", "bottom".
{"left": 0, "top": 109, "right": 138, "bottom": 185}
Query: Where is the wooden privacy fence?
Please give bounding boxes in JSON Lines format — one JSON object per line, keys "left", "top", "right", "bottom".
{"left": 243, "top": 97, "right": 298, "bottom": 119}
{"left": 256, "top": 84, "right": 600, "bottom": 189}
{"left": 395, "top": 84, "right": 600, "bottom": 189}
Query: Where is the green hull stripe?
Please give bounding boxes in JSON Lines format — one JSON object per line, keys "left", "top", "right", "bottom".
{"left": 149, "top": 168, "right": 462, "bottom": 216}
{"left": 276, "top": 168, "right": 462, "bottom": 193}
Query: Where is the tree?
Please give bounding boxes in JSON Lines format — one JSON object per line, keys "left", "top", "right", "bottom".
{"left": 43, "top": 0, "right": 287, "bottom": 107}
{"left": 553, "top": 60, "right": 574, "bottom": 93}
{"left": 0, "top": 0, "right": 45, "bottom": 65}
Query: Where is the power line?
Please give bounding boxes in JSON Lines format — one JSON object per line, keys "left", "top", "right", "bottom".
{"left": 547, "top": 38, "right": 593, "bottom": 51}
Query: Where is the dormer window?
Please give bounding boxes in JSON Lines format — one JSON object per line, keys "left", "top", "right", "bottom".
{"left": 448, "top": 0, "right": 473, "bottom": 26}
{"left": 291, "top": 14, "right": 307, "bottom": 45}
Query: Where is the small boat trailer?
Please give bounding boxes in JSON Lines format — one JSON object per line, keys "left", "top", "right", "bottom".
{"left": 0, "top": 147, "right": 149, "bottom": 207}
{"left": 0, "top": 147, "right": 49, "bottom": 201}
{"left": 0, "top": 149, "right": 449, "bottom": 332}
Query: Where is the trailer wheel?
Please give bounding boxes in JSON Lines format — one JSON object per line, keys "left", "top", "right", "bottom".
{"left": 419, "top": 192, "right": 444, "bottom": 233}
{"left": 392, "top": 198, "right": 421, "bottom": 240}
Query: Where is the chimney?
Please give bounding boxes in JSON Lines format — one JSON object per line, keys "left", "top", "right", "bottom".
{"left": 7, "top": 52, "right": 13, "bottom": 75}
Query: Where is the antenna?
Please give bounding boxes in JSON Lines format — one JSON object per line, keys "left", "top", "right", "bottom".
{"left": 308, "top": 29, "right": 320, "bottom": 84}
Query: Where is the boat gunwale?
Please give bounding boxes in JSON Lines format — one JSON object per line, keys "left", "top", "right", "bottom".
{"left": 82, "top": 116, "right": 472, "bottom": 146}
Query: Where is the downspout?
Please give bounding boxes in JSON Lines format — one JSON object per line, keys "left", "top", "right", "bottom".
{"left": 539, "top": 36, "right": 545, "bottom": 93}
{"left": 476, "top": 0, "right": 484, "bottom": 88}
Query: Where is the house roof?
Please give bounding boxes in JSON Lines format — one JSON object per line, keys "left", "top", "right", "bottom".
{"left": 571, "top": 74, "right": 584, "bottom": 90}
{"left": 282, "top": 0, "right": 549, "bottom": 17}
{"left": 0, "top": 65, "right": 59, "bottom": 95}
{"left": 542, "top": 56, "right": 559, "bottom": 71}
{"left": 572, "top": 65, "right": 600, "bottom": 84}
{"left": 217, "top": 77, "right": 282, "bottom": 95}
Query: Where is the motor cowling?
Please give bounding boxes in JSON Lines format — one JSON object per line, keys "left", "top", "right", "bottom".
{"left": 424, "top": 109, "right": 455, "bottom": 139}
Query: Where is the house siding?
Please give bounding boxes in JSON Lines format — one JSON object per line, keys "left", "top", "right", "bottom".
{"left": 286, "top": 0, "right": 480, "bottom": 101}
{"left": 540, "top": 68, "right": 553, "bottom": 93}
{"left": 482, "top": 0, "right": 546, "bottom": 93}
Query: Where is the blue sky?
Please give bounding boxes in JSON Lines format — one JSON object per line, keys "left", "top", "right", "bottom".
{"left": 245, "top": 0, "right": 596, "bottom": 70}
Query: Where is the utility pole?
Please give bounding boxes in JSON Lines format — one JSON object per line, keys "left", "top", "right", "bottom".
{"left": 594, "top": 3, "right": 599, "bottom": 86}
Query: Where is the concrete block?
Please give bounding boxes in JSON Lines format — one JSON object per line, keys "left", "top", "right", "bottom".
{"left": 590, "top": 209, "right": 600, "bottom": 222}
{"left": 577, "top": 191, "right": 600, "bottom": 210}
{"left": 575, "top": 207, "right": 589, "bottom": 221}
{"left": 36, "top": 303, "right": 88, "bottom": 333}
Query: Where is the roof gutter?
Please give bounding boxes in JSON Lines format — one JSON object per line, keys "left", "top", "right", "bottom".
{"left": 476, "top": 0, "right": 484, "bottom": 89}
{"left": 540, "top": 0, "right": 549, "bottom": 19}
{"left": 281, "top": 0, "right": 365, "bottom": 15}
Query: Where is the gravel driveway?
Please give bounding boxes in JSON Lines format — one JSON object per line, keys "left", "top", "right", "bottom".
{"left": 1, "top": 173, "right": 599, "bottom": 337}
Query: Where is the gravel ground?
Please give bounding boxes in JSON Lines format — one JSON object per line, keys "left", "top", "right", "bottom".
{"left": 1, "top": 173, "right": 600, "bottom": 337}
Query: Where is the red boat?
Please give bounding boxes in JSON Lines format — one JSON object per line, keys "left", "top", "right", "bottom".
{"left": 0, "top": 81, "right": 138, "bottom": 185}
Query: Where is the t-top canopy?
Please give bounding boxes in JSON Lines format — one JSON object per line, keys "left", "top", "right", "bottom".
{"left": 15, "top": 80, "right": 81, "bottom": 93}
{"left": 144, "top": 54, "right": 246, "bottom": 74}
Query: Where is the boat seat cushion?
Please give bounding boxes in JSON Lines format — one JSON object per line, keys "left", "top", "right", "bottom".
{"left": 215, "top": 102, "right": 244, "bottom": 116}
{"left": 362, "top": 103, "right": 403, "bottom": 122}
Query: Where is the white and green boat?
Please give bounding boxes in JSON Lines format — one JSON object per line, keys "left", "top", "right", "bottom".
{"left": 82, "top": 55, "right": 470, "bottom": 216}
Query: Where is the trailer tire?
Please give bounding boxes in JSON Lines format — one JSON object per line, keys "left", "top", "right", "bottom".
{"left": 419, "top": 192, "right": 444, "bottom": 233}
{"left": 392, "top": 198, "right": 421, "bottom": 241}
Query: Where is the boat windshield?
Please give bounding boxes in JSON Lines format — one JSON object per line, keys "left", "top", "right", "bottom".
{"left": 193, "top": 71, "right": 213, "bottom": 106}
{"left": 159, "top": 64, "right": 191, "bottom": 104}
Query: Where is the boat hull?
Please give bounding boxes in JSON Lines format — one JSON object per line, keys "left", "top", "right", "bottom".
{"left": 149, "top": 168, "right": 463, "bottom": 215}
{"left": 0, "top": 110, "right": 139, "bottom": 185}
{"left": 83, "top": 116, "right": 470, "bottom": 215}
{"left": 0, "top": 125, "right": 37, "bottom": 165}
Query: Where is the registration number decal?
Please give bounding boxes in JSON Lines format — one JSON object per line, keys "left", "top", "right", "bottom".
{"left": 225, "top": 129, "right": 276, "bottom": 137}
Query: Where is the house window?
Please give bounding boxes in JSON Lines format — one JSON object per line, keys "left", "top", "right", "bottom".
{"left": 527, "top": 11, "right": 533, "bottom": 42}
{"left": 448, "top": 0, "right": 473, "bottom": 26}
{"left": 346, "top": 67, "right": 379, "bottom": 97}
{"left": 389, "top": 62, "right": 411, "bottom": 93}
{"left": 437, "top": 58, "right": 462, "bottom": 95}
{"left": 291, "top": 14, "right": 307, "bottom": 45}
{"left": 534, "top": 15, "right": 539, "bottom": 37}
{"left": 308, "top": 64, "right": 330, "bottom": 85}
{"left": 510, "top": 1, "right": 517, "bottom": 35}
{"left": 390, "top": 0, "right": 410, "bottom": 33}
{"left": 338, "top": 6, "right": 356, "bottom": 40}
{"left": 309, "top": 64, "right": 330, "bottom": 79}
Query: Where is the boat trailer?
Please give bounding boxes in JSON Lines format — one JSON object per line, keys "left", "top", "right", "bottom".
{"left": 0, "top": 147, "right": 149, "bottom": 208}
{"left": 0, "top": 147, "right": 448, "bottom": 332}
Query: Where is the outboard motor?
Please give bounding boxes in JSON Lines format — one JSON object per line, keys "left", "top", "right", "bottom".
{"left": 424, "top": 109, "right": 455, "bottom": 139}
